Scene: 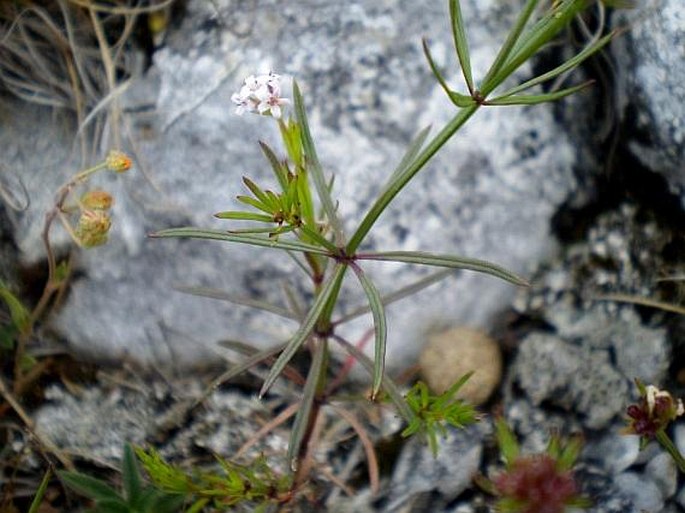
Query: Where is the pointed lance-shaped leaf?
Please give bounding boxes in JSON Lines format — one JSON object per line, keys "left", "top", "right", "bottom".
{"left": 293, "top": 80, "right": 345, "bottom": 244}
{"left": 236, "top": 195, "right": 273, "bottom": 214}
{"left": 242, "top": 176, "right": 276, "bottom": 209}
{"left": 479, "top": 0, "right": 540, "bottom": 96}
{"left": 57, "top": 471, "right": 122, "bottom": 503}
{"left": 122, "top": 444, "right": 143, "bottom": 502}
{"left": 490, "top": 30, "right": 615, "bottom": 100}
{"left": 490, "top": 0, "right": 588, "bottom": 93}
{"left": 485, "top": 81, "right": 593, "bottom": 105}
{"left": 356, "top": 250, "right": 529, "bottom": 286}
{"left": 350, "top": 262, "right": 387, "bottom": 400}
{"left": 422, "top": 38, "right": 474, "bottom": 108}
{"left": 449, "top": 0, "right": 475, "bottom": 94}
{"left": 335, "top": 268, "right": 453, "bottom": 325}
{"left": 214, "top": 211, "right": 275, "bottom": 222}
{"left": 150, "top": 227, "right": 331, "bottom": 255}
{"left": 259, "top": 141, "right": 290, "bottom": 190}
{"left": 287, "top": 337, "right": 327, "bottom": 471}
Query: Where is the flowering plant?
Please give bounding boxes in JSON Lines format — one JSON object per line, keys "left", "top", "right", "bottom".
{"left": 151, "top": 0, "right": 617, "bottom": 499}
{"left": 624, "top": 380, "right": 685, "bottom": 473}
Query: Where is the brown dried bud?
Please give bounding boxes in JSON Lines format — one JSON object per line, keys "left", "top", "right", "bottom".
{"left": 76, "top": 209, "right": 112, "bottom": 248}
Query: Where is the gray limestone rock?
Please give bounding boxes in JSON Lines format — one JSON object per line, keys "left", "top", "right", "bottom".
{"left": 645, "top": 452, "right": 678, "bottom": 501}
{"left": 583, "top": 429, "right": 640, "bottom": 475}
{"left": 32, "top": 380, "right": 288, "bottom": 467}
{"left": 510, "top": 332, "right": 629, "bottom": 430}
{"left": 6, "top": 1, "right": 580, "bottom": 370}
{"left": 387, "top": 422, "right": 487, "bottom": 511}
{"left": 612, "top": 2, "right": 685, "bottom": 205}
{"left": 614, "top": 471, "right": 665, "bottom": 513}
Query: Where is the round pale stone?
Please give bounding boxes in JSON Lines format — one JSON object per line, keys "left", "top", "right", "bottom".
{"left": 419, "top": 327, "right": 502, "bottom": 406}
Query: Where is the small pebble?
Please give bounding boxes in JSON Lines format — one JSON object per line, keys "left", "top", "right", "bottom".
{"left": 419, "top": 327, "right": 502, "bottom": 406}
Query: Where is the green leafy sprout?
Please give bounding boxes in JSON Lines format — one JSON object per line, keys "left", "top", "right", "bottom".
{"left": 151, "top": 0, "right": 620, "bottom": 490}
{"left": 401, "top": 373, "right": 479, "bottom": 456}
{"left": 133, "top": 447, "right": 292, "bottom": 513}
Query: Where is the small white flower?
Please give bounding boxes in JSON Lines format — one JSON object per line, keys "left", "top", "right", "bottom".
{"left": 231, "top": 72, "right": 289, "bottom": 118}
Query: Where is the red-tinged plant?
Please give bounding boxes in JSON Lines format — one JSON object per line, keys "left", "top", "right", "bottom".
{"left": 624, "top": 379, "right": 685, "bottom": 473}
{"left": 478, "top": 418, "right": 589, "bottom": 513}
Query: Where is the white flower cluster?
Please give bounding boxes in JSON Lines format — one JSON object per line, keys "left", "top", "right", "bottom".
{"left": 230, "top": 72, "right": 289, "bottom": 119}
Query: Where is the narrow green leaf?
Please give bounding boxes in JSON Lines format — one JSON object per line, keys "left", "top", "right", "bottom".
{"left": 422, "top": 38, "right": 473, "bottom": 107}
{"left": 434, "top": 371, "right": 473, "bottom": 409}
{"left": 174, "top": 286, "right": 297, "bottom": 320}
{"left": 350, "top": 263, "right": 387, "bottom": 400}
{"left": 259, "top": 264, "right": 347, "bottom": 397}
{"left": 297, "top": 223, "right": 339, "bottom": 253}
{"left": 486, "top": 81, "right": 593, "bottom": 105}
{"left": 287, "top": 338, "right": 327, "bottom": 471}
{"left": 449, "top": 0, "right": 474, "bottom": 93}
{"left": 479, "top": 0, "right": 540, "bottom": 96}
{"left": 421, "top": 37, "right": 460, "bottom": 105}
{"left": 279, "top": 118, "right": 304, "bottom": 167}
{"left": 281, "top": 281, "right": 306, "bottom": 320}
{"left": 293, "top": 81, "right": 345, "bottom": 245}
{"left": 264, "top": 189, "right": 281, "bottom": 209}
{"left": 489, "top": 0, "right": 587, "bottom": 93}
{"left": 0, "top": 280, "right": 30, "bottom": 332}
{"left": 214, "top": 211, "right": 274, "bottom": 222}
{"left": 296, "top": 170, "right": 316, "bottom": 228}
{"left": 236, "top": 195, "right": 273, "bottom": 214}
{"left": 243, "top": 177, "right": 275, "bottom": 209}
{"left": 283, "top": 174, "right": 299, "bottom": 212}
{"left": 150, "top": 227, "right": 331, "bottom": 256}
{"left": 594, "top": 293, "right": 685, "bottom": 316}
{"left": 227, "top": 225, "right": 297, "bottom": 236}
{"left": 122, "top": 443, "right": 143, "bottom": 502}
{"left": 58, "top": 470, "right": 122, "bottom": 502}
{"left": 332, "top": 334, "right": 415, "bottom": 424}
{"left": 259, "top": 141, "right": 289, "bottom": 190}
{"left": 335, "top": 269, "right": 453, "bottom": 324}
{"left": 356, "top": 251, "right": 529, "bottom": 286}
{"left": 489, "top": 30, "right": 615, "bottom": 100}
{"left": 185, "top": 498, "right": 210, "bottom": 513}
{"left": 495, "top": 417, "right": 520, "bottom": 467}
{"left": 27, "top": 469, "right": 51, "bottom": 513}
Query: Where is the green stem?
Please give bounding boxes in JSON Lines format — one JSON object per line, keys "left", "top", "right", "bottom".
{"left": 346, "top": 104, "right": 479, "bottom": 254}
{"left": 655, "top": 430, "right": 685, "bottom": 473}
{"left": 73, "top": 162, "right": 108, "bottom": 182}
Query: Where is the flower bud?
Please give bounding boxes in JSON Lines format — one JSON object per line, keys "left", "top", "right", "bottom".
{"left": 105, "top": 150, "right": 132, "bottom": 173}
{"left": 81, "top": 190, "right": 113, "bottom": 210}
{"left": 76, "top": 209, "right": 112, "bottom": 248}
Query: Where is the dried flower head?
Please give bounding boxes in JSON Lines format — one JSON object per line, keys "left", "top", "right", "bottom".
{"left": 625, "top": 382, "right": 684, "bottom": 439}
{"left": 81, "top": 190, "right": 114, "bottom": 210}
{"left": 493, "top": 454, "right": 579, "bottom": 513}
{"left": 231, "top": 72, "right": 289, "bottom": 118}
{"left": 106, "top": 150, "right": 132, "bottom": 173}
{"left": 75, "top": 209, "right": 112, "bottom": 248}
